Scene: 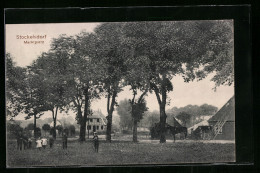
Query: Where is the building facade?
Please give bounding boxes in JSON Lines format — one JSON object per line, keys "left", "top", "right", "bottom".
{"left": 86, "top": 110, "right": 107, "bottom": 133}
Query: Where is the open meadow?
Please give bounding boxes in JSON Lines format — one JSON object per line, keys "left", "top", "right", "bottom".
{"left": 7, "top": 139, "right": 235, "bottom": 167}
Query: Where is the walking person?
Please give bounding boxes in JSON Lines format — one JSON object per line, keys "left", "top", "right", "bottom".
{"left": 62, "top": 132, "right": 67, "bottom": 149}
{"left": 93, "top": 132, "right": 99, "bottom": 153}
{"left": 41, "top": 137, "right": 48, "bottom": 149}
{"left": 36, "top": 137, "right": 42, "bottom": 150}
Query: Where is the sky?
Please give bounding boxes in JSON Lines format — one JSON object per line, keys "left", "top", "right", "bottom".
{"left": 5, "top": 22, "right": 234, "bottom": 121}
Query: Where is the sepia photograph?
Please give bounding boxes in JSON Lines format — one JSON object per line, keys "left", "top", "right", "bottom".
{"left": 5, "top": 21, "right": 235, "bottom": 167}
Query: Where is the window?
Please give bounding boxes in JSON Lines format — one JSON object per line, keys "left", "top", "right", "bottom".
{"left": 97, "top": 126, "right": 99, "bottom": 130}
{"left": 101, "top": 126, "right": 103, "bottom": 130}
{"left": 87, "top": 125, "right": 91, "bottom": 130}
{"left": 90, "top": 119, "right": 93, "bottom": 122}
{"left": 97, "top": 119, "right": 100, "bottom": 122}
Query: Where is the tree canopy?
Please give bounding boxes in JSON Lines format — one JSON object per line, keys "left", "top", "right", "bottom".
{"left": 6, "top": 20, "right": 233, "bottom": 142}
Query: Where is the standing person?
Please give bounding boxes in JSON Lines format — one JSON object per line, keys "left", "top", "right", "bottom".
{"left": 41, "top": 137, "right": 48, "bottom": 149}
{"left": 22, "top": 134, "right": 28, "bottom": 150}
{"left": 49, "top": 135, "right": 54, "bottom": 148}
{"left": 16, "top": 132, "right": 23, "bottom": 151}
{"left": 28, "top": 137, "right": 32, "bottom": 149}
{"left": 62, "top": 132, "right": 67, "bottom": 149}
{"left": 36, "top": 137, "right": 42, "bottom": 150}
{"left": 93, "top": 132, "right": 99, "bottom": 153}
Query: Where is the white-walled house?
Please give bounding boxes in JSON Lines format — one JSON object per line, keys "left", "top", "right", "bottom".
{"left": 86, "top": 110, "right": 107, "bottom": 133}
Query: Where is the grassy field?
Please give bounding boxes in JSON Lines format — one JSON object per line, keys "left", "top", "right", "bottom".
{"left": 6, "top": 139, "right": 235, "bottom": 167}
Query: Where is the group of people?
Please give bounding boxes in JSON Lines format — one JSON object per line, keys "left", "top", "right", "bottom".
{"left": 16, "top": 133, "right": 59, "bottom": 150}
{"left": 35, "top": 136, "right": 55, "bottom": 150}
{"left": 16, "top": 133, "right": 32, "bottom": 150}
{"left": 16, "top": 131, "right": 99, "bottom": 152}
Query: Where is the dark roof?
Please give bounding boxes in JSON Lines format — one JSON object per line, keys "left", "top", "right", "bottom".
{"left": 167, "top": 117, "right": 183, "bottom": 127}
{"left": 208, "top": 96, "right": 235, "bottom": 122}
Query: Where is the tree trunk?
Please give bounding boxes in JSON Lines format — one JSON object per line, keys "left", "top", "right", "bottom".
{"left": 33, "top": 114, "right": 37, "bottom": 138}
{"left": 106, "top": 89, "right": 117, "bottom": 142}
{"left": 159, "top": 103, "right": 167, "bottom": 143}
{"left": 79, "top": 88, "right": 89, "bottom": 142}
{"left": 53, "top": 120, "right": 56, "bottom": 139}
{"left": 106, "top": 113, "right": 112, "bottom": 142}
{"left": 78, "top": 107, "right": 86, "bottom": 141}
{"left": 52, "top": 107, "right": 58, "bottom": 139}
{"left": 133, "top": 119, "right": 138, "bottom": 143}
{"left": 159, "top": 76, "right": 167, "bottom": 143}
{"left": 152, "top": 75, "right": 168, "bottom": 143}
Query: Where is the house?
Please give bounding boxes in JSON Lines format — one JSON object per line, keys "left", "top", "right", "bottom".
{"left": 86, "top": 110, "right": 107, "bottom": 133}
{"left": 208, "top": 96, "right": 235, "bottom": 140}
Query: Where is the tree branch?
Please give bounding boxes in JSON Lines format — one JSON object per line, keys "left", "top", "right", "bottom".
{"left": 138, "top": 89, "right": 148, "bottom": 104}
{"left": 151, "top": 83, "right": 162, "bottom": 105}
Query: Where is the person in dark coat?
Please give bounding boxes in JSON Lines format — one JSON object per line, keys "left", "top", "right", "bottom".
{"left": 93, "top": 132, "right": 99, "bottom": 153}
{"left": 28, "top": 137, "right": 32, "bottom": 149}
{"left": 62, "top": 132, "right": 67, "bottom": 149}
{"left": 22, "top": 134, "right": 28, "bottom": 150}
{"left": 49, "top": 136, "right": 54, "bottom": 148}
{"left": 16, "top": 132, "right": 23, "bottom": 151}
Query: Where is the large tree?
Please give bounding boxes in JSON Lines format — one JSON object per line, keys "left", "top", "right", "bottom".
{"left": 30, "top": 50, "right": 70, "bottom": 139}
{"left": 6, "top": 53, "right": 27, "bottom": 118}
{"left": 87, "top": 23, "right": 129, "bottom": 142}
{"left": 48, "top": 33, "right": 103, "bottom": 141}
{"left": 123, "top": 49, "right": 150, "bottom": 142}
{"left": 121, "top": 21, "right": 234, "bottom": 142}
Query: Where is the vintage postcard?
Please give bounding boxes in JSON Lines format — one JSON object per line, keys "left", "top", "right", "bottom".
{"left": 5, "top": 20, "right": 235, "bottom": 167}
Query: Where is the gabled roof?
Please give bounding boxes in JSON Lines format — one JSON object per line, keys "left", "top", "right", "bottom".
{"left": 167, "top": 117, "right": 183, "bottom": 127}
{"left": 88, "top": 110, "right": 107, "bottom": 125}
{"left": 208, "top": 96, "right": 235, "bottom": 122}
{"left": 89, "top": 111, "right": 106, "bottom": 119}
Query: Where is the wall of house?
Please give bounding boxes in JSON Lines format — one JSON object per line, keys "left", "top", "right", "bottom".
{"left": 209, "top": 121, "right": 235, "bottom": 140}
{"left": 86, "top": 118, "right": 106, "bottom": 132}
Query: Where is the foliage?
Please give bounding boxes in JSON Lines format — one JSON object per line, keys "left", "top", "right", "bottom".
{"left": 68, "top": 125, "right": 76, "bottom": 136}
{"left": 34, "top": 127, "right": 41, "bottom": 138}
{"left": 26, "top": 123, "right": 34, "bottom": 130}
{"left": 42, "top": 124, "right": 51, "bottom": 131}
{"left": 176, "top": 112, "right": 192, "bottom": 127}
{"left": 86, "top": 23, "right": 130, "bottom": 141}
{"left": 141, "top": 111, "right": 160, "bottom": 128}
{"left": 117, "top": 99, "right": 132, "bottom": 130}
{"left": 5, "top": 53, "right": 27, "bottom": 117}
{"left": 7, "top": 122, "right": 23, "bottom": 138}
{"left": 63, "top": 128, "right": 69, "bottom": 136}
{"left": 56, "top": 125, "right": 63, "bottom": 136}
{"left": 131, "top": 98, "right": 148, "bottom": 122}
{"left": 6, "top": 21, "right": 234, "bottom": 143}
{"left": 120, "top": 21, "right": 233, "bottom": 142}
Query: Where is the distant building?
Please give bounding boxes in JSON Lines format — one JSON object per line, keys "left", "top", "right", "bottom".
{"left": 86, "top": 110, "right": 107, "bottom": 133}
{"left": 208, "top": 96, "right": 235, "bottom": 140}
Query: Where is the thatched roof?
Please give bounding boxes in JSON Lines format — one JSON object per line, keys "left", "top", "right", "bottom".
{"left": 167, "top": 116, "right": 183, "bottom": 127}
{"left": 208, "top": 96, "right": 235, "bottom": 122}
